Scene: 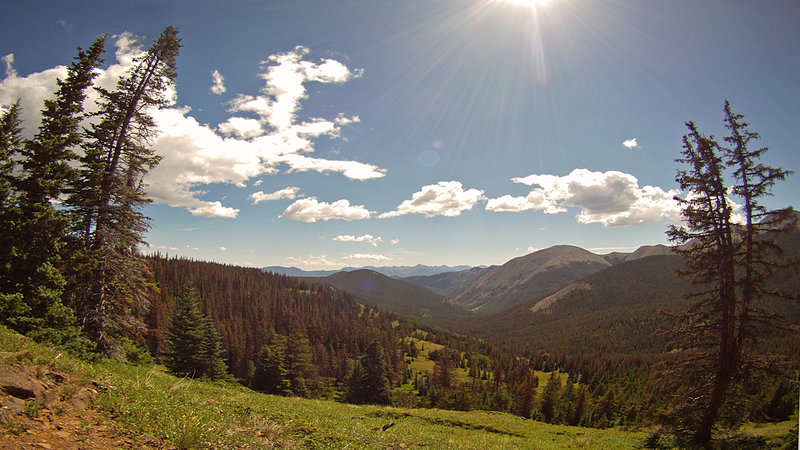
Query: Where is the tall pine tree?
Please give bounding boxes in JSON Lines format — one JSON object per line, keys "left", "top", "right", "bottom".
{"left": 662, "top": 101, "right": 796, "bottom": 445}
{"left": 66, "top": 27, "right": 181, "bottom": 355}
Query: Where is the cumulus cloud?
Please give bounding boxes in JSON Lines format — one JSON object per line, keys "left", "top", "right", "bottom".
{"left": 486, "top": 168, "right": 681, "bottom": 227}
{"left": 286, "top": 254, "right": 339, "bottom": 268}
{"left": 622, "top": 138, "right": 639, "bottom": 149}
{"left": 210, "top": 69, "right": 226, "bottom": 95}
{"left": 250, "top": 186, "right": 301, "bottom": 204}
{"left": 343, "top": 253, "right": 391, "bottom": 262}
{"left": 187, "top": 201, "right": 240, "bottom": 218}
{"left": 380, "top": 181, "right": 485, "bottom": 218}
{"left": 0, "top": 38, "right": 384, "bottom": 218}
{"left": 219, "top": 246, "right": 227, "bottom": 251}
{"left": 281, "top": 197, "right": 372, "bottom": 223}
{"left": 391, "top": 239, "right": 400, "bottom": 245}
{"left": 333, "top": 234, "right": 383, "bottom": 247}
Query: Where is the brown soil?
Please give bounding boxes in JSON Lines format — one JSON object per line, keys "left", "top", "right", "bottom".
{"left": 0, "top": 352, "right": 171, "bottom": 449}
{"left": 0, "top": 405, "right": 171, "bottom": 449}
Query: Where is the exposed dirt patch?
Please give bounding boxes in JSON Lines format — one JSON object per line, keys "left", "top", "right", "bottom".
{"left": 0, "top": 352, "right": 171, "bottom": 449}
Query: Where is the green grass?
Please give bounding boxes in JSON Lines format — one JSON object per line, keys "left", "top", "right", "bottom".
{"left": 1, "top": 326, "right": 651, "bottom": 448}
{"left": 2, "top": 326, "right": 794, "bottom": 449}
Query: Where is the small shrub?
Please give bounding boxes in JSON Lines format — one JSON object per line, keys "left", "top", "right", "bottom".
{"left": 23, "top": 399, "right": 42, "bottom": 418}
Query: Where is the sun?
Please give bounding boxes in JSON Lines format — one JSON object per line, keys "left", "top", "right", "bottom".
{"left": 497, "top": 0, "right": 551, "bottom": 8}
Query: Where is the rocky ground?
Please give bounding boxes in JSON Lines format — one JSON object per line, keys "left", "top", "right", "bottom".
{"left": 0, "top": 351, "right": 170, "bottom": 449}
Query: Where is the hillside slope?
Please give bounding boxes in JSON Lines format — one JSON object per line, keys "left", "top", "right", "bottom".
{"left": 0, "top": 325, "right": 659, "bottom": 449}
{"left": 305, "top": 269, "right": 472, "bottom": 325}
{"left": 401, "top": 266, "right": 493, "bottom": 296}
{"left": 458, "top": 254, "right": 690, "bottom": 355}
{"left": 452, "top": 245, "right": 612, "bottom": 314}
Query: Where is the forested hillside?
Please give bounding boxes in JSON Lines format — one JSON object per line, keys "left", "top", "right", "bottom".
{"left": 304, "top": 269, "right": 473, "bottom": 326}
{"left": 145, "top": 256, "right": 406, "bottom": 386}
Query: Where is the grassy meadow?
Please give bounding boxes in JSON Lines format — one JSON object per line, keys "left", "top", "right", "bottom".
{"left": 1, "top": 326, "right": 795, "bottom": 449}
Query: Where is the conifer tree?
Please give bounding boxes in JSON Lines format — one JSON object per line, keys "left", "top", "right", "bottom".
{"left": 0, "top": 37, "right": 105, "bottom": 347}
{"left": 662, "top": 101, "right": 796, "bottom": 444}
{"left": 0, "top": 101, "right": 22, "bottom": 205}
{"left": 539, "top": 373, "right": 562, "bottom": 423}
{"left": 513, "top": 369, "right": 538, "bottom": 419}
{"left": 0, "top": 102, "right": 25, "bottom": 325}
{"left": 348, "top": 339, "right": 391, "bottom": 405}
{"left": 164, "top": 284, "right": 226, "bottom": 379}
{"left": 345, "top": 359, "right": 366, "bottom": 403}
{"left": 252, "top": 328, "right": 291, "bottom": 395}
{"left": 284, "top": 330, "right": 317, "bottom": 397}
{"left": 67, "top": 27, "right": 181, "bottom": 354}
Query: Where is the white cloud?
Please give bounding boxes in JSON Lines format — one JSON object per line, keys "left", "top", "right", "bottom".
{"left": 281, "top": 197, "right": 372, "bottom": 223}
{"left": 486, "top": 168, "right": 681, "bottom": 227}
{"left": 250, "top": 186, "right": 301, "bottom": 204}
{"left": 217, "top": 117, "right": 261, "bottom": 138}
{"left": 286, "top": 254, "right": 339, "bottom": 268}
{"left": 622, "top": 138, "right": 639, "bottom": 149}
{"left": 219, "top": 246, "right": 227, "bottom": 251}
{"left": 333, "top": 234, "right": 383, "bottom": 247}
{"left": 390, "top": 239, "right": 400, "bottom": 245}
{"left": 187, "top": 201, "right": 240, "bottom": 218}
{"left": 210, "top": 69, "right": 226, "bottom": 95}
{"left": 380, "top": 181, "right": 485, "bottom": 218}
{"left": 343, "top": 253, "right": 391, "bottom": 262}
{"left": 2, "top": 54, "right": 17, "bottom": 78}
{"left": 0, "top": 38, "right": 384, "bottom": 219}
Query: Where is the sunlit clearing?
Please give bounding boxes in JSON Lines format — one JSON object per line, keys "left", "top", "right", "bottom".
{"left": 498, "top": 0, "right": 551, "bottom": 8}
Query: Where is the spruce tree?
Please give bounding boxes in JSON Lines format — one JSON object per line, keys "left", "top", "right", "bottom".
{"left": 0, "top": 37, "right": 105, "bottom": 348}
{"left": 252, "top": 328, "right": 290, "bottom": 394}
{"left": 348, "top": 339, "right": 391, "bottom": 405}
{"left": 66, "top": 27, "right": 181, "bottom": 354}
{"left": 0, "top": 102, "right": 25, "bottom": 327}
{"left": 164, "top": 284, "right": 226, "bottom": 379}
{"left": 662, "top": 101, "right": 796, "bottom": 444}
{"left": 513, "top": 369, "right": 538, "bottom": 419}
{"left": 164, "top": 286, "right": 205, "bottom": 377}
{"left": 284, "top": 330, "right": 316, "bottom": 397}
{"left": 538, "top": 373, "right": 561, "bottom": 423}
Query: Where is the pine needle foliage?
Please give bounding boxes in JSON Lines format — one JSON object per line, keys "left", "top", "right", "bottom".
{"left": 659, "top": 101, "right": 797, "bottom": 445}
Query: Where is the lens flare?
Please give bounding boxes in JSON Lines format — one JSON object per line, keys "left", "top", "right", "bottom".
{"left": 498, "top": 0, "right": 551, "bottom": 8}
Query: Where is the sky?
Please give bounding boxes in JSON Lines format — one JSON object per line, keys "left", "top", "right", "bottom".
{"left": 1, "top": 0, "right": 799, "bottom": 270}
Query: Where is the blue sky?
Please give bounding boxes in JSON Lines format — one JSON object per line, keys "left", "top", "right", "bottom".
{"left": 1, "top": 0, "right": 799, "bottom": 269}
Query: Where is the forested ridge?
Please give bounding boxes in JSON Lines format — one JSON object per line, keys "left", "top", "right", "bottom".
{"left": 145, "top": 255, "right": 406, "bottom": 386}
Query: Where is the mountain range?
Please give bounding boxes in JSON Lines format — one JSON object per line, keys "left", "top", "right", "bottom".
{"left": 407, "top": 244, "right": 673, "bottom": 315}
{"left": 262, "top": 264, "right": 474, "bottom": 278}
{"left": 299, "top": 269, "right": 471, "bottom": 326}
{"left": 285, "top": 244, "right": 676, "bottom": 326}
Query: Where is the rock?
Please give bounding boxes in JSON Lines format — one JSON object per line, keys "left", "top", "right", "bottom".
{"left": 46, "top": 371, "right": 68, "bottom": 384}
{"left": 53, "top": 431, "right": 72, "bottom": 440}
{"left": 0, "top": 350, "right": 33, "bottom": 361}
{"left": 0, "top": 364, "right": 55, "bottom": 404}
{"left": 68, "top": 387, "right": 98, "bottom": 411}
{"left": 0, "top": 395, "right": 26, "bottom": 414}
